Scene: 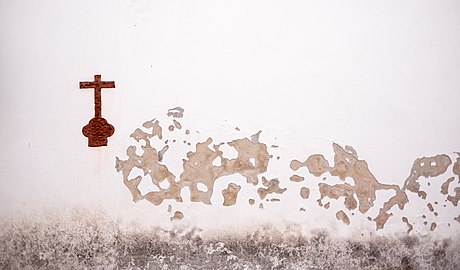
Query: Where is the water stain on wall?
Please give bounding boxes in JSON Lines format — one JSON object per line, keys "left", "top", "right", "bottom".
{"left": 2, "top": 210, "right": 460, "bottom": 269}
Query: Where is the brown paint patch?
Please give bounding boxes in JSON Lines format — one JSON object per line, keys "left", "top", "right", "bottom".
{"left": 289, "top": 155, "right": 330, "bottom": 177}
{"left": 317, "top": 199, "right": 323, "bottom": 207}
{"left": 117, "top": 114, "right": 274, "bottom": 207}
{"left": 167, "top": 205, "right": 172, "bottom": 213}
{"left": 142, "top": 119, "right": 163, "bottom": 139}
{"left": 300, "top": 187, "right": 310, "bottom": 199}
{"left": 290, "top": 160, "right": 305, "bottom": 171}
{"left": 170, "top": 211, "right": 184, "bottom": 221}
{"left": 307, "top": 143, "right": 408, "bottom": 230}
{"left": 455, "top": 215, "right": 460, "bottom": 223}
{"left": 167, "top": 106, "right": 184, "bottom": 118}
{"left": 259, "top": 203, "right": 264, "bottom": 209}
{"left": 441, "top": 177, "right": 455, "bottom": 195}
{"left": 158, "top": 145, "right": 169, "bottom": 162}
{"left": 403, "top": 154, "right": 452, "bottom": 194}
{"left": 344, "top": 145, "right": 358, "bottom": 158}
{"left": 222, "top": 183, "right": 241, "bottom": 206}
{"left": 324, "top": 202, "right": 330, "bottom": 209}
{"left": 185, "top": 129, "right": 190, "bottom": 135}
{"left": 453, "top": 157, "right": 460, "bottom": 180}
{"left": 336, "top": 210, "right": 350, "bottom": 225}
{"left": 447, "top": 187, "right": 460, "bottom": 206}
{"left": 430, "top": 222, "right": 437, "bottom": 231}
{"left": 290, "top": 175, "right": 305, "bottom": 182}
{"left": 305, "top": 154, "right": 330, "bottom": 177}
{"left": 248, "top": 199, "right": 255, "bottom": 205}
{"left": 173, "top": 120, "right": 182, "bottom": 130}
{"left": 168, "top": 125, "right": 175, "bottom": 131}
{"left": 250, "top": 130, "right": 262, "bottom": 143}
{"left": 257, "top": 178, "right": 287, "bottom": 200}
{"left": 121, "top": 127, "right": 181, "bottom": 205}
{"left": 427, "top": 203, "right": 434, "bottom": 212}
{"left": 373, "top": 209, "right": 392, "bottom": 230}
{"left": 116, "top": 108, "right": 458, "bottom": 234}
{"left": 418, "top": 191, "right": 427, "bottom": 199}
{"left": 270, "top": 198, "right": 280, "bottom": 202}
{"left": 318, "top": 183, "right": 357, "bottom": 210}
{"left": 402, "top": 217, "right": 413, "bottom": 234}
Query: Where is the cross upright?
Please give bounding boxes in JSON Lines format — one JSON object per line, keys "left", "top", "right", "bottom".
{"left": 80, "top": 74, "right": 115, "bottom": 118}
{"left": 80, "top": 74, "right": 116, "bottom": 147}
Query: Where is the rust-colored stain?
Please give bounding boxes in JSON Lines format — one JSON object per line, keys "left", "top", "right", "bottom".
{"left": 80, "top": 75, "right": 115, "bottom": 147}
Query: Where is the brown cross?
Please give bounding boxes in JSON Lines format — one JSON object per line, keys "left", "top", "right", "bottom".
{"left": 80, "top": 75, "right": 115, "bottom": 147}
{"left": 80, "top": 74, "right": 115, "bottom": 118}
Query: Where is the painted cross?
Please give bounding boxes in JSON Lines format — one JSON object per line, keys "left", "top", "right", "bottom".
{"left": 80, "top": 74, "right": 115, "bottom": 147}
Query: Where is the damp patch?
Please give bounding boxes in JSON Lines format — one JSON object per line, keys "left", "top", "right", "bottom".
{"left": 1, "top": 210, "right": 460, "bottom": 270}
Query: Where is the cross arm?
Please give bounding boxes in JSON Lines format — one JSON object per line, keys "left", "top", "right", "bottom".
{"left": 80, "top": 81, "right": 96, "bottom": 88}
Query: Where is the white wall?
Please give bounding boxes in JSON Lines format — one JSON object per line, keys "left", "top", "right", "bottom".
{"left": 1, "top": 0, "right": 460, "bottom": 237}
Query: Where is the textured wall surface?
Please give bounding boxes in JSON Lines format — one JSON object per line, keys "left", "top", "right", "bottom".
{"left": 1, "top": 0, "right": 460, "bottom": 269}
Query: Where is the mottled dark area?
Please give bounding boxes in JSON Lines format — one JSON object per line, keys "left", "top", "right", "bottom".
{"left": 0, "top": 210, "right": 459, "bottom": 270}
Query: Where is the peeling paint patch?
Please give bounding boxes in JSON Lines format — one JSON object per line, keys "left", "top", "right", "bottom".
{"left": 170, "top": 211, "right": 184, "bottom": 221}
{"left": 402, "top": 217, "right": 413, "bottom": 234}
{"left": 441, "top": 177, "right": 455, "bottom": 195}
{"left": 167, "top": 106, "right": 184, "bottom": 118}
{"left": 336, "top": 210, "right": 350, "bottom": 225}
{"left": 448, "top": 187, "right": 460, "bottom": 206}
{"left": 222, "top": 183, "right": 241, "bottom": 206}
{"left": 403, "top": 154, "right": 452, "bottom": 194}
{"left": 295, "top": 143, "right": 409, "bottom": 230}
{"left": 116, "top": 107, "right": 459, "bottom": 234}
{"left": 116, "top": 110, "right": 272, "bottom": 213}
{"left": 290, "top": 175, "right": 305, "bottom": 182}
{"left": 257, "top": 177, "right": 287, "bottom": 199}
{"left": 453, "top": 157, "right": 460, "bottom": 181}
{"left": 430, "top": 222, "right": 437, "bottom": 231}
{"left": 300, "top": 187, "right": 310, "bottom": 199}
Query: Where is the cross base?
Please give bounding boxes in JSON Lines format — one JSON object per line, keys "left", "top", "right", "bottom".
{"left": 82, "top": 117, "right": 115, "bottom": 147}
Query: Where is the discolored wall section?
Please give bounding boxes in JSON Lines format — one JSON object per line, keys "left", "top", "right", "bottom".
{"left": 115, "top": 108, "right": 460, "bottom": 236}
